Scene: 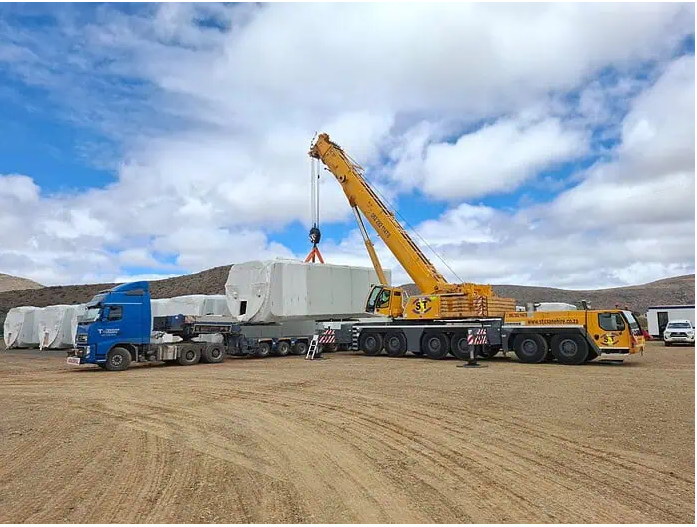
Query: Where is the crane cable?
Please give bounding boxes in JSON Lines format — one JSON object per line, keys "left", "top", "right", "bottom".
{"left": 342, "top": 150, "right": 464, "bottom": 284}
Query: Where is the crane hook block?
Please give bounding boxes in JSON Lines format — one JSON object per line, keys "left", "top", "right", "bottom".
{"left": 309, "top": 226, "right": 321, "bottom": 245}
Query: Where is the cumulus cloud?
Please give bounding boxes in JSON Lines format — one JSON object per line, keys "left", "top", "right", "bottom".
{"left": 0, "top": 3, "right": 693, "bottom": 288}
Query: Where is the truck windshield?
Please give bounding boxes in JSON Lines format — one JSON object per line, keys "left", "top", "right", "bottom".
{"left": 622, "top": 310, "right": 643, "bottom": 336}
{"left": 667, "top": 322, "right": 692, "bottom": 329}
{"left": 79, "top": 306, "right": 102, "bottom": 324}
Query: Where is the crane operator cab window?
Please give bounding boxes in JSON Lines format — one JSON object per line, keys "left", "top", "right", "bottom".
{"left": 366, "top": 286, "right": 391, "bottom": 313}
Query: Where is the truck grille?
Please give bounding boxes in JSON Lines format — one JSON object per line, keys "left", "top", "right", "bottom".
{"left": 671, "top": 332, "right": 687, "bottom": 337}
{"left": 76, "top": 334, "right": 88, "bottom": 344}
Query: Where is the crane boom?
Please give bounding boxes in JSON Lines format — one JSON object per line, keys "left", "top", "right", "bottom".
{"left": 309, "top": 133, "right": 452, "bottom": 294}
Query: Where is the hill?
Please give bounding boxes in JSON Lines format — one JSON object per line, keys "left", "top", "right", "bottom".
{"left": 400, "top": 274, "right": 695, "bottom": 314}
{"left": 0, "top": 264, "right": 693, "bottom": 328}
{"left": 0, "top": 273, "right": 44, "bottom": 293}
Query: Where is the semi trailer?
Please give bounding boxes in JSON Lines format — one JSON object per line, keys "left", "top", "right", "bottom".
{"left": 66, "top": 281, "right": 330, "bottom": 370}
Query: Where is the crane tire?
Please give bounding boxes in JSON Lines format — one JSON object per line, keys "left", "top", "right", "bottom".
{"left": 550, "top": 334, "right": 588, "bottom": 365}
{"left": 359, "top": 332, "right": 383, "bottom": 356}
{"left": 512, "top": 334, "right": 547, "bottom": 363}
{"left": 203, "top": 344, "right": 224, "bottom": 364}
{"left": 421, "top": 332, "right": 449, "bottom": 360}
{"left": 105, "top": 347, "right": 131, "bottom": 371}
{"left": 177, "top": 346, "right": 201, "bottom": 366}
{"left": 449, "top": 333, "right": 470, "bottom": 360}
{"left": 384, "top": 332, "right": 407, "bottom": 357}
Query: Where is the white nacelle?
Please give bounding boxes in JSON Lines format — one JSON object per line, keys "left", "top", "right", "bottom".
{"left": 3, "top": 306, "right": 39, "bottom": 348}
{"left": 36, "top": 304, "right": 87, "bottom": 349}
{"left": 535, "top": 302, "right": 578, "bottom": 312}
{"left": 225, "top": 259, "right": 391, "bottom": 324}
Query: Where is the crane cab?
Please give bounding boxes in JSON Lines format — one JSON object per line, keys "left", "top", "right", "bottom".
{"left": 365, "top": 285, "right": 404, "bottom": 318}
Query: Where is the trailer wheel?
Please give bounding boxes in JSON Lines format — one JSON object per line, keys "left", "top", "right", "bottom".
{"left": 291, "top": 340, "right": 308, "bottom": 355}
{"left": 421, "top": 332, "right": 449, "bottom": 360}
{"left": 177, "top": 347, "right": 201, "bottom": 366}
{"left": 449, "top": 333, "right": 470, "bottom": 360}
{"left": 203, "top": 344, "right": 224, "bottom": 364}
{"left": 550, "top": 334, "right": 588, "bottom": 365}
{"left": 359, "top": 332, "right": 383, "bottom": 356}
{"left": 384, "top": 332, "right": 407, "bottom": 357}
{"left": 276, "top": 341, "right": 291, "bottom": 356}
{"left": 256, "top": 341, "right": 272, "bottom": 358}
{"left": 105, "top": 347, "right": 131, "bottom": 371}
{"left": 512, "top": 334, "right": 547, "bottom": 363}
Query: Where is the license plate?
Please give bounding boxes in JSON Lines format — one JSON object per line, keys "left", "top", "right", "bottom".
{"left": 66, "top": 356, "right": 81, "bottom": 366}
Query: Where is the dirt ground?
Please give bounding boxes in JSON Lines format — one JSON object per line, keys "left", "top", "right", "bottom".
{"left": 0, "top": 342, "right": 693, "bottom": 523}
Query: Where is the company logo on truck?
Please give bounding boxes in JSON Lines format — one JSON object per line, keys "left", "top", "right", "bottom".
{"left": 600, "top": 333, "right": 620, "bottom": 346}
{"left": 413, "top": 297, "right": 432, "bottom": 315}
{"left": 97, "top": 328, "right": 120, "bottom": 336}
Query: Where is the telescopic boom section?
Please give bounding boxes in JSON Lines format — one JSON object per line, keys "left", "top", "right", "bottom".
{"left": 309, "top": 133, "right": 453, "bottom": 294}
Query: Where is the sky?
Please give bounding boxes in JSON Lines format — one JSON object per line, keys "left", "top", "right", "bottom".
{"left": 0, "top": 2, "right": 694, "bottom": 290}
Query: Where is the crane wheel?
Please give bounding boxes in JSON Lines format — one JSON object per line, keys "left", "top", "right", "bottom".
{"left": 177, "top": 346, "right": 201, "bottom": 366}
{"left": 550, "top": 334, "right": 588, "bottom": 365}
{"left": 449, "top": 333, "right": 470, "bottom": 360}
{"left": 359, "top": 332, "right": 383, "bottom": 356}
{"left": 421, "top": 332, "right": 449, "bottom": 360}
{"left": 512, "top": 334, "right": 547, "bottom": 363}
{"left": 276, "top": 341, "right": 291, "bottom": 356}
{"left": 105, "top": 347, "right": 131, "bottom": 371}
{"left": 384, "top": 332, "right": 407, "bottom": 357}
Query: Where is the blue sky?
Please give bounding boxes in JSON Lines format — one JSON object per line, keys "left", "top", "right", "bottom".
{"left": 0, "top": 3, "right": 694, "bottom": 288}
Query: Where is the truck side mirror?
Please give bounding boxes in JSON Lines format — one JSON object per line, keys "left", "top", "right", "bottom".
{"left": 101, "top": 306, "right": 110, "bottom": 320}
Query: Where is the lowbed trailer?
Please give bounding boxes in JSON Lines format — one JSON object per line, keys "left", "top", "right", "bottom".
{"left": 344, "top": 306, "right": 645, "bottom": 364}
{"left": 66, "top": 281, "right": 331, "bottom": 371}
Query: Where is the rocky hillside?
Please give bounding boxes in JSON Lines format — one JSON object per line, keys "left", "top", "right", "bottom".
{"left": 401, "top": 274, "right": 695, "bottom": 314}
{"left": 0, "top": 273, "right": 44, "bottom": 293}
{"left": 0, "top": 264, "right": 693, "bottom": 328}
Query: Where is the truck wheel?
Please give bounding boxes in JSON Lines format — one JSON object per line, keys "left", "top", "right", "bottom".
{"left": 276, "top": 341, "right": 291, "bottom": 356}
{"left": 323, "top": 343, "right": 338, "bottom": 353}
{"left": 359, "top": 332, "right": 383, "bottom": 356}
{"left": 291, "top": 340, "right": 308, "bottom": 355}
{"left": 384, "top": 332, "right": 407, "bottom": 357}
{"left": 550, "top": 334, "right": 588, "bottom": 365}
{"left": 480, "top": 346, "right": 500, "bottom": 358}
{"left": 512, "top": 334, "right": 547, "bottom": 363}
{"left": 256, "top": 341, "right": 272, "bottom": 358}
{"left": 105, "top": 347, "right": 131, "bottom": 371}
{"left": 177, "top": 347, "right": 201, "bottom": 366}
{"left": 450, "top": 333, "right": 470, "bottom": 360}
{"left": 586, "top": 350, "right": 598, "bottom": 362}
{"left": 203, "top": 345, "right": 224, "bottom": 364}
{"left": 421, "top": 332, "right": 449, "bottom": 359}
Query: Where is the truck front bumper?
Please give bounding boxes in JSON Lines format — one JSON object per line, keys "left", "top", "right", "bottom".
{"left": 664, "top": 336, "right": 695, "bottom": 345}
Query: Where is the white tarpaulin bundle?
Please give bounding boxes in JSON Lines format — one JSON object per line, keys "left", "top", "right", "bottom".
{"left": 225, "top": 259, "right": 391, "bottom": 323}
{"left": 36, "top": 305, "right": 87, "bottom": 350}
{"left": 3, "top": 306, "right": 39, "bottom": 348}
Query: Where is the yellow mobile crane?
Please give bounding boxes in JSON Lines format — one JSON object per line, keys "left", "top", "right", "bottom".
{"left": 309, "top": 133, "right": 646, "bottom": 364}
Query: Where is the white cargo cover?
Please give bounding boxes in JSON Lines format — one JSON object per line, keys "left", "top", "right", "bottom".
{"left": 536, "top": 302, "right": 577, "bottom": 312}
{"left": 225, "top": 259, "right": 391, "bottom": 323}
{"left": 36, "top": 305, "right": 87, "bottom": 350}
{"left": 3, "top": 306, "right": 39, "bottom": 348}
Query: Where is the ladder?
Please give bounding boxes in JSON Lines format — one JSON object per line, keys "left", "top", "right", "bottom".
{"left": 305, "top": 334, "right": 320, "bottom": 360}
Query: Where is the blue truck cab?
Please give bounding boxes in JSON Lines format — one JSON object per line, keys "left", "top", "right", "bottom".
{"left": 69, "top": 281, "right": 151, "bottom": 368}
